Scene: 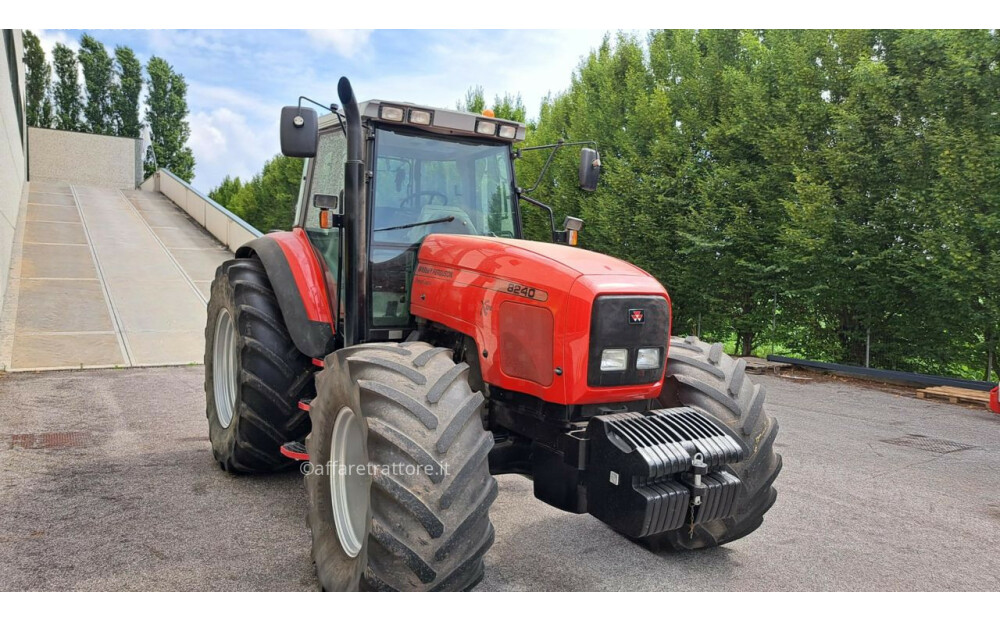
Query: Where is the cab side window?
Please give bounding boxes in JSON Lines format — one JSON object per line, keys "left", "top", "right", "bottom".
{"left": 304, "top": 129, "right": 348, "bottom": 298}
{"left": 306, "top": 130, "right": 347, "bottom": 226}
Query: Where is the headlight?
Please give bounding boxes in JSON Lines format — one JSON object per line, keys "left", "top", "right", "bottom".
{"left": 600, "top": 348, "right": 628, "bottom": 372}
{"left": 475, "top": 120, "right": 497, "bottom": 135}
{"left": 379, "top": 105, "right": 404, "bottom": 122}
{"left": 636, "top": 348, "right": 661, "bottom": 370}
{"left": 409, "top": 109, "right": 432, "bottom": 125}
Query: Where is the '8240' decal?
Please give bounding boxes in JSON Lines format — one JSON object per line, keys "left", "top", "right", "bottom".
{"left": 496, "top": 279, "right": 549, "bottom": 302}
{"left": 414, "top": 263, "right": 549, "bottom": 303}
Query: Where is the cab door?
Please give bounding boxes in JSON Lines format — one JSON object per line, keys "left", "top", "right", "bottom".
{"left": 298, "top": 127, "right": 349, "bottom": 318}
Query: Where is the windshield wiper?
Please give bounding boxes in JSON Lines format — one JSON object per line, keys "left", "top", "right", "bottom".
{"left": 375, "top": 215, "right": 455, "bottom": 232}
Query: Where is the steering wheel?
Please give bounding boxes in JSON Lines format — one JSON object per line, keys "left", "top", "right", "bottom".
{"left": 399, "top": 191, "right": 448, "bottom": 208}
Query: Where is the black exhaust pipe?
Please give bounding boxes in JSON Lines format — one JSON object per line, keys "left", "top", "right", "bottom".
{"left": 338, "top": 77, "right": 366, "bottom": 347}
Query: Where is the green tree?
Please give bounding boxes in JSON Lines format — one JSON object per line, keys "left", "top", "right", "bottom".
{"left": 457, "top": 86, "right": 526, "bottom": 122}
{"left": 457, "top": 85, "right": 485, "bottom": 114}
{"left": 208, "top": 175, "right": 243, "bottom": 209}
{"left": 491, "top": 93, "right": 527, "bottom": 122}
{"left": 23, "top": 30, "right": 53, "bottom": 127}
{"left": 52, "top": 42, "right": 83, "bottom": 131}
{"left": 144, "top": 56, "right": 195, "bottom": 181}
{"left": 78, "top": 34, "right": 114, "bottom": 134}
{"left": 112, "top": 45, "right": 143, "bottom": 138}
{"left": 227, "top": 156, "right": 303, "bottom": 232}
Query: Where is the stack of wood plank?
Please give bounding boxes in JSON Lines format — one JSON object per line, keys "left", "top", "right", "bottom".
{"left": 741, "top": 356, "right": 792, "bottom": 375}
{"left": 915, "top": 386, "right": 992, "bottom": 408}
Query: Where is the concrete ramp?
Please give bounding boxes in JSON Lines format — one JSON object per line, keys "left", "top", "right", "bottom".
{"left": 0, "top": 181, "right": 232, "bottom": 370}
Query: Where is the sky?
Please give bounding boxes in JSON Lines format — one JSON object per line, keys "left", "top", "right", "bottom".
{"left": 34, "top": 29, "right": 609, "bottom": 193}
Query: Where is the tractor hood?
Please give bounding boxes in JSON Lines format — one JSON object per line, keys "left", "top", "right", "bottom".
{"left": 416, "top": 234, "right": 658, "bottom": 280}
{"left": 410, "top": 234, "right": 671, "bottom": 406}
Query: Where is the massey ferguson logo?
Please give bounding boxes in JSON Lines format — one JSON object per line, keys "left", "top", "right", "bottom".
{"left": 629, "top": 309, "right": 645, "bottom": 324}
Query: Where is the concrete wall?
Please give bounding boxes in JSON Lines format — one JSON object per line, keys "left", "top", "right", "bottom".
{"left": 147, "top": 169, "right": 261, "bottom": 250}
{"left": 1, "top": 30, "right": 27, "bottom": 323}
{"left": 28, "top": 127, "right": 141, "bottom": 189}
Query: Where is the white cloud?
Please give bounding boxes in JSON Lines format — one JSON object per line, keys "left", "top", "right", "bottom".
{"left": 188, "top": 107, "right": 278, "bottom": 189}
{"left": 188, "top": 81, "right": 276, "bottom": 120}
{"left": 306, "top": 30, "right": 374, "bottom": 58}
{"left": 34, "top": 29, "right": 86, "bottom": 85}
{"left": 34, "top": 29, "right": 80, "bottom": 59}
{"left": 344, "top": 30, "right": 604, "bottom": 120}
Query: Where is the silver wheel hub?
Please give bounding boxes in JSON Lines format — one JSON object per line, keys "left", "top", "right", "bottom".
{"left": 330, "top": 406, "right": 370, "bottom": 557}
{"left": 212, "top": 308, "right": 238, "bottom": 428}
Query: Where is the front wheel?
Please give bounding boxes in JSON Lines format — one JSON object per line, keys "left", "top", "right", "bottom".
{"left": 643, "top": 335, "right": 782, "bottom": 550}
{"left": 205, "top": 258, "right": 315, "bottom": 473}
{"left": 305, "top": 341, "right": 497, "bottom": 591}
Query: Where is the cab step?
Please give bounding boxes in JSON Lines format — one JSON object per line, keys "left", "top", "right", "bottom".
{"left": 280, "top": 441, "right": 309, "bottom": 461}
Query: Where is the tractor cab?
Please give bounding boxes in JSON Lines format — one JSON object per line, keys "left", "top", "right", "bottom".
{"left": 280, "top": 89, "right": 597, "bottom": 345}
{"left": 294, "top": 105, "right": 524, "bottom": 335}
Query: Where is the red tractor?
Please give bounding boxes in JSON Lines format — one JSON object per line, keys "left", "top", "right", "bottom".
{"left": 205, "top": 78, "right": 781, "bottom": 591}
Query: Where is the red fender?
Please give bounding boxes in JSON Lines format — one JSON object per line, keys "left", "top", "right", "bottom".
{"left": 236, "top": 228, "right": 337, "bottom": 358}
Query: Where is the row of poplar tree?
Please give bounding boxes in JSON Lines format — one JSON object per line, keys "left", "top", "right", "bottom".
{"left": 22, "top": 30, "right": 195, "bottom": 181}
{"left": 208, "top": 30, "right": 998, "bottom": 381}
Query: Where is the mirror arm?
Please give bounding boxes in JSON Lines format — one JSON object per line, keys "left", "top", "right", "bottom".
{"left": 516, "top": 189, "right": 559, "bottom": 241}
{"left": 521, "top": 140, "right": 563, "bottom": 194}
{"left": 517, "top": 139, "right": 598, "bottom": 194}
{"left": 297, "top": 96, "right": 346, "bottom": 137}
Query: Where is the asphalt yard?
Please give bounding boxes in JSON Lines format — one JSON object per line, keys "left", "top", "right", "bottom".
{"left": 0, "top": 366, "right": 996, "bottom": 591}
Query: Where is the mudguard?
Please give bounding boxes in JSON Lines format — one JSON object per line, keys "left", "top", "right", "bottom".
{"left": 991, "top": 386, "right": 999, "bottom": 414}
{"left": 236, "top": 229, "right": 337, "bottom": 359}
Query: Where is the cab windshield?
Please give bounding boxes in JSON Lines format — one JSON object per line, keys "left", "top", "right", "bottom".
{"left": 369, "top": 127, "right": 519, "bottom": 329}
{"left": 372, "top": 127, "right": 518, "bottom": 241}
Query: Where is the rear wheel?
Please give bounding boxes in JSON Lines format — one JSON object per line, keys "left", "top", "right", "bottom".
{"left": 305, "top": 341, "right": 497, "bottom": 591}
{"left": 205, "top": 258, "right": 315, "bottom": 473}
{"left": 643, "top": 335, "right": 782, "bottom": 550}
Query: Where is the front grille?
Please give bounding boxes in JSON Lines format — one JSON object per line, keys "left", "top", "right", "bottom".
{"left": 587, "top": 295, "right": 669, "bottom": 387}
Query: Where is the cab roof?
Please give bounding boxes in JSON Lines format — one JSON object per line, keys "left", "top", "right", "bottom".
{"left": 318, "top": 100, "right": 527, "bottom": 143}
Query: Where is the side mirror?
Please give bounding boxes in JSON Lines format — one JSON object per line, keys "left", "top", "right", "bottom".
{"left": 579, "top": 148, "right": 601, "bottom": 192}
{"left": 280, "top": 106, "right": 318, "bottom": 158}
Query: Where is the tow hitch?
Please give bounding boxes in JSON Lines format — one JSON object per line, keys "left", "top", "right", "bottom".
{"left": 586, "top": 407, "right": 747, "bottom": 538}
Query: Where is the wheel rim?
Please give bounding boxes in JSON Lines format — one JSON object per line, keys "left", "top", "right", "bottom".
{"left": 330, "top": 406, "right": 369, "bottom": 558}
{"left": 213, "top": 308, "right": 238, "bottom": 429}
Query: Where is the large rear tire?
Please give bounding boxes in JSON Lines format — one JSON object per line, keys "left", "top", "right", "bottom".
{"left": 643, "top": 335, "right": 782, "bottom": 550}
{"left": 205, "top": 258, "right": 315, "bottom": 473}
{"left": 305, "top": 341, "right": 497, "bottom": 591}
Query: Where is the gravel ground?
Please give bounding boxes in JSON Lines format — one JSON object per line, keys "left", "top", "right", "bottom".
{"left": 0, "top": 366, "right": 997, "bottom": 591}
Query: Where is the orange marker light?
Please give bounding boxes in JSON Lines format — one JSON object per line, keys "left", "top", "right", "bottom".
{"left": 481, "top": 109, "right": 495, "bottom": 118}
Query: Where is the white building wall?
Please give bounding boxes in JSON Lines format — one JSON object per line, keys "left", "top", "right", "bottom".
{"left": 0, "top": 30, "right": 28, "bottom": 320}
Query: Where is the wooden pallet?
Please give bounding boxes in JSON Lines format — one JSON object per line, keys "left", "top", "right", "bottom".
{"left": 740, "top": 356, "right": 792, "bottom": 375}
{"left": 916, "top": 386, "right": 991, "bottom": 406}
